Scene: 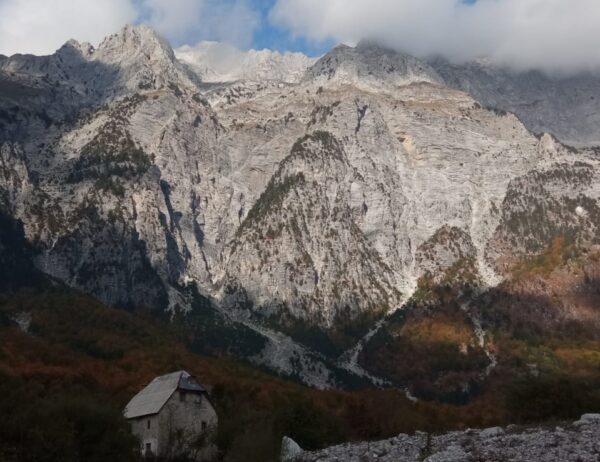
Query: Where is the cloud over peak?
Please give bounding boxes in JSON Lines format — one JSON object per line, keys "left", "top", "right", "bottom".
{"left": 0, "top": 0, "right": 137, "bottom": 56}
{"left": 1, "top": 0, "right": 599, "bottom": 75}
{"left": 270, "top": 0, "right": 600, "bottom": 74}
{"left": 140, "top": 0, "right": 259, "bottom": 49}
{"left": 0, "top": 0, "right": 259, "bottom": 57}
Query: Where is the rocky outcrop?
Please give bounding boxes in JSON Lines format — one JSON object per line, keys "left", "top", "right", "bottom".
{"left": 415, "top": 226, "right": 478, "bottom": 285}
{"left": 182, "top": 40, "right": 600, "bottom": 146}
{"left": 488, "top": 159, "right": 600, "bottom": 270}
{"left": 293, "top": 415, "right": 600, "bottom": 461}
{"left": 281, "top": 436, "right": 303, "bottom": 462}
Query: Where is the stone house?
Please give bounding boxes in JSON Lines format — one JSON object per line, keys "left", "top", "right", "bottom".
{"left": 124, "top": 371, "right": 218, "bottom": 460}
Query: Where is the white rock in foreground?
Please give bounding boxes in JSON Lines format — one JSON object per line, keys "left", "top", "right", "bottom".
{"left": 281, "top": 436, "right": 303, "bottom": 462}
{"left": 296, "top": 416, "right": 600, "bottom": 461}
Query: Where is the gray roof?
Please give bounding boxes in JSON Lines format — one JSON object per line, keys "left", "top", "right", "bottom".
{"left": 124, "top": 370, "right": 207, "bottom": 419}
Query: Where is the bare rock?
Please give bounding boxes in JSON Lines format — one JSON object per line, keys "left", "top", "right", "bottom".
{"left": 281, "top": 436, "right": 303, "bottom": 461}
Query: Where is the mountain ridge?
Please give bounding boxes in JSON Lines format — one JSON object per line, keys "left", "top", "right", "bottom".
{"left": 2, "top": 24, "right": 600, "bottom": 394}
{"left": 176, "top": 41, "right": 315, "bottom": 83}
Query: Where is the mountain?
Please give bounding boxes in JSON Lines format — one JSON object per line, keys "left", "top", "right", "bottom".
{"left": 2, "top": 25, "right": 600, "bottom": 398}
{"left": 0, "top": 24, "right": 197, "bottom": 108}
{"left": 304, "top": 40, "right": 442, "bottom": 90}
{"left": 179, "top": 40, "right": 600, "bottom": 146}
{"left": 176, "top": 41, "right": 315, "bottom": 83}
{"left": 430, "top": 57, "right": 600, "bottom": 146}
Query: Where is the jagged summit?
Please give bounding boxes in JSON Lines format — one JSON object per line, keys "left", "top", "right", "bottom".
{"left": 303, "top": 40, "right": 442, "bottom": 89}
{"left": 176, "top": 41, "right": 315, "bottom": 83}
{"left": 0, "top": 23, "right": 196, "bottom": 99}
{"left": 0, "top": 23, "right": 200, "bottom": 148}
{"left": 87, "top": 23, "right": 200, "bottom": 95}
{"left": 96, "top": 24, "right": 176, "bottom": 63}
{"left": 58, "top": 39, "right": 95, "bottom": 58}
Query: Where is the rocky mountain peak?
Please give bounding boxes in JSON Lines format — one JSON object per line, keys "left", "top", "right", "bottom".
{"left": 88, "top": 24, "right": 197, "bottom": 97}
{"left": 58, "top": 39, "right": 95, "bottom": 59}
{"left": 176, "top": 41, "right": 315, "bottom": 83}
{"left": 96, "top": 24, "right": 175, "bottom": 64}
{"left": 303, "top": 41, "right": 442, "bottom": 90}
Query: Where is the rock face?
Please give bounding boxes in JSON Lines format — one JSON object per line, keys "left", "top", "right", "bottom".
{"left": 281, "top": 436, "right": 303, "bottom": 462}
{"left": 2, "top": 26, "right": 600, "bottom": 386}
{"left": 223, "top": 131, "right": 402, "bottom": 328}
{"left": 431, "top": 58, "right": 600, "bottom": 146}
{"left": 295, "top": 416, "right": 600, "bottom": 461}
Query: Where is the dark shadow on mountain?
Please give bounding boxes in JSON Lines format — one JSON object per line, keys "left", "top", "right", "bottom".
{"left": 1, "top": 67, "right": 100, "bottom": 144}
{"left": 479, "top": 277, "right": 600, "bottom": 342}
{"left": 0, "top": 42, "right": 153, "bottom": 143}
{"left": 0, "top": 209, "right": 42, "bottom": 291}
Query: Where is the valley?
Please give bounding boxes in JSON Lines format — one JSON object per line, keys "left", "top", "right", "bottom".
{"left": 1, "top": 23, "right": 600, "bottom": 461}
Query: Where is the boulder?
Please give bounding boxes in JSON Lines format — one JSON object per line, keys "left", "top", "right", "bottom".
{"left": 281, "top": 436, "right": 303, "bottom": 461}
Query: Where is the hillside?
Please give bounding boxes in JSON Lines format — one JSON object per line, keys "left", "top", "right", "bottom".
{"left": 3, "top": 278, "right": 600, "bottom": 462}
{"left": 2, "top": 211, "right": 600, "bottom": 460}
{"left": 0, "top": 284, "right": 508, "bottom": 461}
{"left": 360, "top": 239, "right": 600, "bottom": 403}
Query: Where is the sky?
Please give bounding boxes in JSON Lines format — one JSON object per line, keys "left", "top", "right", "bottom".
{"left": 1, "top": 0, "right": 599, "bottom": 74}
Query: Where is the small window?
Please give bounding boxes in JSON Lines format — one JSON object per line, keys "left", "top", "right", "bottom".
{"left": 147, "top": 419, "right": 151, "bottom": 430}
{"left": 179, "top": 391, "right": 186, "bottom": 402}
{"left": 201, "top": 421, "right": 207, "bottom": 431}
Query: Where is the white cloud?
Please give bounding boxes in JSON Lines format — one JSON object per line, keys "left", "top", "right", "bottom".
{"left": 3, "top": 0, "right": 598, "bottom": 74}
{"left": 0, "top": 0, "right": 260, "bottom": 57}
{"left": 269, "top": 0, "right": 600, "bottom": 74}
{"left": 138, "top": 0, "right": 260, "bottom": 49}
{"left": 0, "top": 0, "right": 137, "bottom": 56}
